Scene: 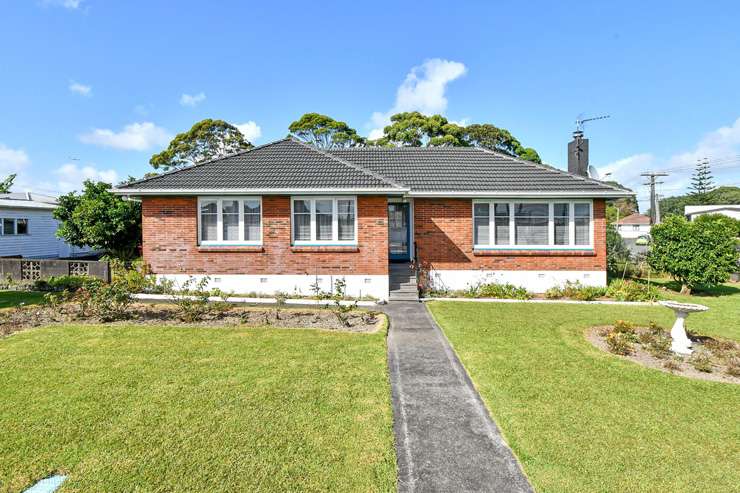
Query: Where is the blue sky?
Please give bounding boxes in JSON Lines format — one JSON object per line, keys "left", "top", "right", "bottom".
{"left": 2, "top": 0, "right": 739, "bottom": 208}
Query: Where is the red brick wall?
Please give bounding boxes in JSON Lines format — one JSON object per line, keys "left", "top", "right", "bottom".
{"left": 142, "top": 195, "right": 388, "bottom": 275}
{"left": 414, "top": 198, "right": 606, "bottom": 271}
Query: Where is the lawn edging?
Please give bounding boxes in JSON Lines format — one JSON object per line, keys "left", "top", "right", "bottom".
{"left": 421, "top": 297, "right": 657, "bottom": 306}
{"left": 132, "top": 293, "right": 378, "bottom": 307}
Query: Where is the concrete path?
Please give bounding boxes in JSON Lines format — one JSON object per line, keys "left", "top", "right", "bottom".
{"left": 383, "top": 302, "right": 533, "bottom": 493}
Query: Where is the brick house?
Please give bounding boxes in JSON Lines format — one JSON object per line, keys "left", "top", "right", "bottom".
{"left": 114, "top": 138, "right": 632, "bottom": 301}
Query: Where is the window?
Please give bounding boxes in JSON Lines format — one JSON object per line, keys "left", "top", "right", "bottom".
{"left": 291, "top": 197, "right": 357, "bottom": 245}
{"left": 1, "top": 218, "right": 29, "bottom": 236}
{"left": 632, "top": 225, "right": 640, "bottom": 232}
{"left": 515, "top": 203, "right": 549, "bottom": 245}
{"left": 473, "top": 200, "right": 592, "bottom": 249}
{"left": 198, "top": 197, "right": 262, "bottom": 245}
{"left": 574, "top": 203, "right": 590, "bottom": 245}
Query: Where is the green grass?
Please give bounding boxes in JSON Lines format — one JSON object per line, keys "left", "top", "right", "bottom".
{"left": 429, "top": 294, "right": 740, "bottom": 493}
{"left": 0, "top": 324, "right": 396, "bottom": 492}
{"left": 0, "top": 290, "right": 44, "bottom": 309}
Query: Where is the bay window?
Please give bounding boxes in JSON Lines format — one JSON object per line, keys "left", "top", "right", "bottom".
{"left": 291, "top": 197, "right": 357, "bottom": 245}
{"left": 473, "top": 200, "right": 593, "bottom": 249}
{"left": 198, "top": 197, "right": 262, "bottom": 245}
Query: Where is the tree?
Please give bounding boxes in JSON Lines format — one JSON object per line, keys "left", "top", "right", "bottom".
{"left": 648, "top": 215, "right": 738, "bottom": 294}
{"left": 150, "top": 119, "right": 252, "bottom": 171}
{"left": 658, "top": 186, "right": 740, "bottom": 217}
{"left": 371, "top": 112, "right": 542, "bottom": 162}
{"left": 690, "top": 158, "right": 715, "bottom": 195}
{"left": 0, "top": 174, "right": 16, "bottom": 193}
{"left": 54, "top": 181, "right": 142, "bottom": 260}
{"left": 288, "top": 113, "right": 364, "bottom": 148}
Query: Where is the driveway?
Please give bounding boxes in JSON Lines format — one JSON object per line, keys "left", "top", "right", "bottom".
{"left": 383, "top": 302, "right": 533, "bottom": 493}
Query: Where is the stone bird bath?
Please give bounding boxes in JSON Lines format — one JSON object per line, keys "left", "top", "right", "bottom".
{"left": 659, "top": 300, "right": 709, "bottom": 354}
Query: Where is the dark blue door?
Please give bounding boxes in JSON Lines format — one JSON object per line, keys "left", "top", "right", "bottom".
{"left": 388, "top": 203, "right": 410, "bottom": 262}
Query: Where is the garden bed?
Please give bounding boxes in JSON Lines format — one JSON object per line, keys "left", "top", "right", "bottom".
{"left": 587, "top": 323, "right": 739, "bottom": 384}
{"left": 0, "top": 302, "right": 384, "bottom": 338}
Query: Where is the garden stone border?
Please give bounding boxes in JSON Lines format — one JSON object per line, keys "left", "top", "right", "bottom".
{"left": 132, "top": 293, "right": 378, "bottom": 307}
{"left": 422, "top": 297, "right": 657, "bottom": 306}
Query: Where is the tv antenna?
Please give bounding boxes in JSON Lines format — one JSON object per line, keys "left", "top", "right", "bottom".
{"left": 575, "top": 114, "right": 610, "bottom": 132}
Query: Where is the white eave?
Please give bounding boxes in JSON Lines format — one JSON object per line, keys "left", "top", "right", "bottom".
{"left": 406, "top": 190, "right": 634, "bottom": 198}
{"left": 111, "top": 187, "right": 410, "bottom": 196}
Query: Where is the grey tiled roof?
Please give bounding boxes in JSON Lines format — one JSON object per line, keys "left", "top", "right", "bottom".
{"left": 330, "top": 147, "right": 628, "bottom": 193}
{"left": 117, "top": 138, "right": 631, "bottom": 195}
{"left": 120, "top": 139, "right": 401, "bottom": 191}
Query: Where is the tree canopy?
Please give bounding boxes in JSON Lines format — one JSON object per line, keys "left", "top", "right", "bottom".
{"left": 657, "top": 186, "right": 740, "bottom": 217}
{"left": 369, "top": 112, "right": 542, "bottom": 163}
{"left": 150, "top": 119, "right": 252, "bottom": 171}
{"left": 0, "top": 174, "right": 16, "bottom": 193}
{"left": 288, "top": 113, "right": 364, "bottom": 148}
{"left": 54, "top": 181, "right": 141, "bottom": 260}
{"left": 648, "top": 214, "right": 739, "bottom": 293}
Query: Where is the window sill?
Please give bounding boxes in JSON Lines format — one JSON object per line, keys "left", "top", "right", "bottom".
{"left": 473, "top": 249, "right": 595, "bottom": 257}
{"left": 198, "top": 245, "right": 264, "bottom": 253}
{"left": 291, "top": 246, "right": 359, "bottom": 253}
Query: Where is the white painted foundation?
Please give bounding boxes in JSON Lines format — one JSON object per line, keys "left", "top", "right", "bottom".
{"left": 155, "top": 273, "right": 390, "bottom": 302}
{"left": 427, "top": 269, "right": 606, "bottom": 294}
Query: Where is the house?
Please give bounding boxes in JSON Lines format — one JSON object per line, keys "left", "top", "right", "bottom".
{"left": 615, "top": 213, "right": 651, "bottom": 239}
{"left": 0, "top": 192, "right": 95, "bottom": 259}
{"left": 113, "top": 138, "right": 632, "bottom": 301}
{"left": 685, "top": 205, "right": 740, "bottom": 221}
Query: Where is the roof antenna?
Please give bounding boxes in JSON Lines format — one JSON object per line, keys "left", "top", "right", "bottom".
{"left": 575, "top": 114, "right": 610, "bottom": 133}
{"left": 569, "top": 114, "right": 610, "bottom": 179}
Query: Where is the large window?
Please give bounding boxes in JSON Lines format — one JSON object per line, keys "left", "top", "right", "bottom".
{"left": 198, "top": 197, "right": 262, "bottom": 245}
{"left": 1, "top": 218, "right": 29, "bottom": 235}
{"left": 473, "top": 200, "right": 593, "bottom": 249}
{"left": 291, "top": 197, "right": 357, "bottom": 245}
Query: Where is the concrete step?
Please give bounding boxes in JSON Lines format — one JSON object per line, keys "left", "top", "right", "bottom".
{"left": 389, "top": 295, "right": 420, "bottom": 302}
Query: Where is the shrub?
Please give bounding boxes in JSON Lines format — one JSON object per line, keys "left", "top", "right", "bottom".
{"left": 606, "top": 331, "right": 633, "bottom": 355}
{"left": 689, "top": 350, "right": 713, "bottom": 373}
{"left": 647, "top": 333, "right": 672, "bottom": 359}
{"left": 663, "top": 358, "right": 682, "bottom": 372}
{"left": 329, "top": 278, "right": 357, "bottom": 327}
{"left": 613, "top": 320, "right": 635, "bottom": 334}
{"left": 726, "top": 358, "right": 740, "bottom": 377}
{"left": 648, "top": 215, "right": 739, "bottom": 294}
{"left": 544, "top": 286, "right": 563, "bottom": 299}
{"left": 110, "top": 259, "right": 160, "bottom": 293}
{"left": 472, "top": 282, "right": 531, "bottom": 300}
{"left": 544, "top": 281, "right": 606, "bottom": 301}
{"left": 76, "top": 277, "right": 133, "bottom": 321}
{"left": 34, "top": 275, "right": 88, "bottom": 293}
{"left": 606, "top": 279, "right": 660, "bottom": 302}
{"left": 606, "top": 222, "right": 631, "bottom": 275}
{"left": 168, "top": 276, "right": 231, "bottom": 323}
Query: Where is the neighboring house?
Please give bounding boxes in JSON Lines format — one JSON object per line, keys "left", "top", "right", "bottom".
{"left": 0, "top": 192, "right": 95, "bottom": 259}
{"left": 113, "top": 138, "right": 632, "bottom": 301}
{"left": 615, "top": 213, "right": 651, "bottom": 239}
{"left": 685, "top": 205, "right": 740, "bottom": 221}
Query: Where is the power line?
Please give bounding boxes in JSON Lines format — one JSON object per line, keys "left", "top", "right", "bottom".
{"left": 641, "top": 171, "right": 668, "bottom": 224}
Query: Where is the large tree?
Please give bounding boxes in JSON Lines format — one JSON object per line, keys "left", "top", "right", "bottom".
{"left": 370, "top": 112, "right": 541, "bottom": 162}
{"left": 150, "top": 119, "right": 252, "bottom": 171}
{"left": 0, "top": 174, "right": 16, "bottom": 193}
{"left": 54, "top": 181, "right": 141, "bottom": 260}
{"left": 288, "top": 113, "right": 364, "bottom": 148}
{"left": 690, "top": 159, "right": 715, "bottom": 195}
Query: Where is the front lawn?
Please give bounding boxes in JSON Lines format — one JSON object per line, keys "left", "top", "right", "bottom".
{"left": 0, "top": 324, "right": 396, "bottom": 492}
{"left": 429, "top": 294, "right": 740, "bottom": 493}
{"left": 0, "top": 290, "right": 44, "bottom": 309}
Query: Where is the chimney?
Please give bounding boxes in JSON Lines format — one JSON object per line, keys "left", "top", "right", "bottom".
{"left": 568, "top": 130, "right": 589, "bottom": 176}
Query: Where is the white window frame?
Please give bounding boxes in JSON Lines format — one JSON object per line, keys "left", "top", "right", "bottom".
{"left": 291, "top": 196, "right": 358, "bottom": 246}
{"left": 197, "top": 196, "right": 262, "bottom": 246}
{"left": 1, "top": 218, "right": 29, "bottom": 236}
{"left": 472, "top": 199, "right": 594, "bottom": 250}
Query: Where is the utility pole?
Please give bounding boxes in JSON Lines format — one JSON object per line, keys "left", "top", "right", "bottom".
{"left": 641, "top": 172, "right": 668, "bottom": 225}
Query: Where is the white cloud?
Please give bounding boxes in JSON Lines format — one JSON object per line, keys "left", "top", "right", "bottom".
{"left": 79, "top": 122, "right": 171, "bottom": 151}
{"left": 53, "top": 163, "right": 119, "bottom": 193}
{"left": 69, "top": 80, "right": 91, "bottom": 96}
{"left": 180, "top": 92, "right": 206, "bottom": 107}
{"left": 368, "top": 58, "right": 467, "bottom": 139}
{"left": 235, "top": 121, "right": 262, "bottom": 142}
{"left": 0, "top": 144, "right": 31, "bottom": 174}
{"left": 44, "top": 0, "right": 83, "bottom": 9}
{"left": 598, "top": 117, "right": 740, "bottom": 204}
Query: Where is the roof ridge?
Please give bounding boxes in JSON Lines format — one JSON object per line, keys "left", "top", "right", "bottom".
{"left": 288, "top": 137, "right": 407, "bottom": 190}
{"left": 118, "top": 138, "right": 293, "bottom": 188}
{"left": 477, "top": 147, "right": 633, "bottom": 194}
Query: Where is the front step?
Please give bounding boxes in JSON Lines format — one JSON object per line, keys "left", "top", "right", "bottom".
{"left": 389, "top": 262, "right": 419, "bottom": 301}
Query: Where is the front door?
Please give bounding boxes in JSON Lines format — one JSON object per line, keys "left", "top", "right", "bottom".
{"left": 388, "top": 203, "right": 410, "bottom": 262}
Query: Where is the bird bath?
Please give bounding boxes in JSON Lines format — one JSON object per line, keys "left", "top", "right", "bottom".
{"left": 659, "top": 301, "right": 709, "bottom": 354}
